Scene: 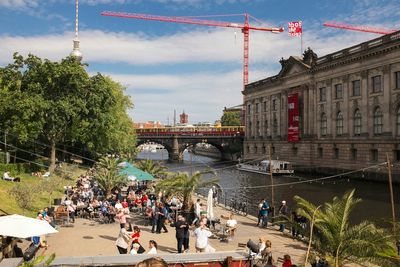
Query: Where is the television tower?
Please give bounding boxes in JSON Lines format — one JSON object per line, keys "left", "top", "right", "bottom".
{"left": 70, "top": 0, "right": 82, "bottom": 61}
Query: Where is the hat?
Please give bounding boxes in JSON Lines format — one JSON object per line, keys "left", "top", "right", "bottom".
{"left": 282, "top": 200, "right": 286, "bottom": 204}
{"left": 132, "top": 243, "right": 140, "bottom": 248}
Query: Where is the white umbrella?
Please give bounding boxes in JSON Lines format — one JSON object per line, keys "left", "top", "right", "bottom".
{"left": 207, "top": 188, "right": 214, "bottom": 220}
{"left": 0, "top": 214, "right": 58, "bottom": 238}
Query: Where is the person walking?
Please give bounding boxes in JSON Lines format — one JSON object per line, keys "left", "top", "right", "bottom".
{"left": 175, "top": 214, "right": 189, "bottom": 253}
{"left": 278, "top": 200, "right": 289, "bottom": 232}
{"left": 116, "top": 223, "right": 132, "bottom": 254}
{"left": 257, "top": 199, "right": 264, "bottom": 226}
{"left": 193, "top": 217, "right": 212, "bottom": 253}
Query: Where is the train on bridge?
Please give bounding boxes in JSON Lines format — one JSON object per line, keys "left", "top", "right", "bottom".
{"left": 135, "top": 125, "right": 244, "bottom": 137}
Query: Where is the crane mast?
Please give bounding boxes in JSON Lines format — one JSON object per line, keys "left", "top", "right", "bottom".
{"left": 101, "top": 11, "right": 284, "bottom": 90}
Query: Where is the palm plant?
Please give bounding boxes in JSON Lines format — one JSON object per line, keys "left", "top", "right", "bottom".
{"left": 135, "top": 159, "right": 168, "bottom": 179}
{"left": 93, "top": 156, "right": 129, "bottom": 198}
{"left": 295, "top": 189, "right": 399, "bottom": 267}
{"left": 156, "top": 171, "right": 219, "bottom": 211}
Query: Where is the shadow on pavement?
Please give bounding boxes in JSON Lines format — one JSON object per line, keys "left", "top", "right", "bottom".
{"left": 99, "top": 235, "right": 117, "bottom": 241}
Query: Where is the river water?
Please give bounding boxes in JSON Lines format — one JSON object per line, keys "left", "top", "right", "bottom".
{"left": 138, "top": 149, "right": 399, "bottom": 224}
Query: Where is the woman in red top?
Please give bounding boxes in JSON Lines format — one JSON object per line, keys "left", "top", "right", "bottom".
{"left": 282, "top": 254, "right": 292, "bottom": 267}
{"left": 131, "top": 226, "right": 141, "bottom": 244}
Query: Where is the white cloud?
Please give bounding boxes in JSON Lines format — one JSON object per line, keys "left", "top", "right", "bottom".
{"left": 0, "top": 26, "right": 389, "bottom": 122}
{"left": 0, "top": 0, "right": 39, "bottom": 8}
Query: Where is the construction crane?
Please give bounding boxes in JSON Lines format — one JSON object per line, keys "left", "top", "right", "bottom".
{"left": 323, "top": 21, "right": 397, "bottom": 35}
{"left": 101, "top": 11, "right": 284, "bottom": 89}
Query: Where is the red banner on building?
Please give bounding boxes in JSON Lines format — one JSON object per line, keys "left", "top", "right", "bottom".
{"left": 288, "top": 93, "right": 300, "bottom": 142}
{"left": 288, "top": 21, "right": 302, "bottom": 37}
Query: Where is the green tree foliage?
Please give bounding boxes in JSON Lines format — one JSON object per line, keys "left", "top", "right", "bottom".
{"left": 19, "top": 253, "right": 55, "bottom": 267}
{"left": 295, "top": 189, "right": 399, "bottom": 267}
{"left": 0, "top": 53, "right": 136, "bottom": 170}
{"left": 156, "top": 171, "right": 219, "bottom": 211}
{"left": 135, "top": 159, "right": 167, "bottom": 179}
{"left": 93, "top": 157, "right": 129, "bottom": 198}
{"left": 220, "top": 111, "right": 241, "bottom": 126}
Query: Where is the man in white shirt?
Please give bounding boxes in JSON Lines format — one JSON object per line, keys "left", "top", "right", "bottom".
{"left": 193, "top": 217, "right": 212, "bottom": 252}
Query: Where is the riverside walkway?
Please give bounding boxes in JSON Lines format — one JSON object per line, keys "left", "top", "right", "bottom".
{"left": 45, "top": 199, "right": 307, "bottom": 265}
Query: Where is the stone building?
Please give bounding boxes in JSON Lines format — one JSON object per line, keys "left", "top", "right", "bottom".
{"left": 243, "top": 31, "right": 400, "bottom": 181}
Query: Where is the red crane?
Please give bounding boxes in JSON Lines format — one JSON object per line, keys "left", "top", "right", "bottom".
{"left": 101, "top": 11, "right": 284, "bottom": 89}
{"left": 323, "top": 21, "right": 397, "bottom": 35}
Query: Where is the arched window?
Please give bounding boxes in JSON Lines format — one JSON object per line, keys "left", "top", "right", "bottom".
{"left": 373, "top": 107, "right": 383, "bottom": 135}
{"left": 396, "top": 107, "right": 400, "bottom": 135}
{"left": 336, "top": 111, "right": 343, "bottom": 135}
{"left": 320, "top": 113, "right": 327, "bottom": 136}
{"left": 354, "top": 109, "right": 362, "bottom": 135}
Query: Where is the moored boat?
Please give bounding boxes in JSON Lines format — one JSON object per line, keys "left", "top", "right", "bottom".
{"left": 237, "top": 160, "right": 294, "bottom": 175}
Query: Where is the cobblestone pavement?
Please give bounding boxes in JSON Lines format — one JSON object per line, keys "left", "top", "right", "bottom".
{"left": 45, "top": 201, "right": 307, "bottom": 265}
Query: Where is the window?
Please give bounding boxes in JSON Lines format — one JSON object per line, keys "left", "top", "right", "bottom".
{"left": 397, "top": 107, "right": 400, "bottom": 135}
{"left": 273, "top": 115, "right": 278, "bottom": 135}
{"left": 256, "top": 103, "right": 260, "bottom": 113}
{"left": 370, "top": 149, "right": 378, "bottom": 162}
{"left": 318, "top": 147, "right": 323, "bottom": 158}
{"left": 247, "top": 104, "right": 251, "bottom": 115}
{"left": 264, "top": 120, "right": 268, "bottom": 135}
{"left": 256, "top": 121, "right": 260, "bottom": 136}
{"left": 373, "top": 107, "right": 383, "bottom": 135}
{"left": 351, "top": 149, "right": 357, "bottom": 160}
{"left": 352, "top": 80, "right": 361, "bottom": 96}
{"left": 272, "top": 146, "right": 276, "bottom": 154}
{"left": 319, "top": 87, "right": 326, "bottom": 102}
{"left": 320, "top": 113, "right": 327, "bottom": 136}
{"left": 395, "top": 71, "right": 400, "bottom": 89}
{"left": 336, "top": 111, "right": 343, "bottom": 135}
{"left": 254, "top": 146, "right": 258, "bottom": 154}
{"left": 395, "top": 150, "right": 400, "bottom": 162}
{"left": 246, "top": 146, "right": 250, "bottom": 153}
{"left": 272, "top": 99, "right": 277, "bottom": 111}
{"left": 335, "top": 84, "right": 343, "bottom": 99}
{"left": 354, "top": 109, "right": 362, "bottom": 135}
{"left": 372, "top": 75, "right": 382, "bottom": 93}
{"left": 334, "top": 148, "right": 339, "bottom": 159}
{"left": 263, "top": 101, "right": 267, "bottom": 112}
{"left": 262, "top": 146, "right": 266, "bottom": 154}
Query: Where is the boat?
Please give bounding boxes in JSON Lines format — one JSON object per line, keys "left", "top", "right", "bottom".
{"left": 237, "top": 160, "right": 294, "bottom": 175}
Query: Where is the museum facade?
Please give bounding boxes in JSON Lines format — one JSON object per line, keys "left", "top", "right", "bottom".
{"left": 243, "top": 30, "right": 400, "bottom": 180}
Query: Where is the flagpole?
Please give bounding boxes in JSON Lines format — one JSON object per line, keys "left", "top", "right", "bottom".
{"left": 300, "top": 20, "right": 303, "bottom": 55}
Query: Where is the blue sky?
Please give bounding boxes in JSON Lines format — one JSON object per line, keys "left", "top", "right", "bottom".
{"left": 0, "top": 0, "right": 399, "bottom": 124}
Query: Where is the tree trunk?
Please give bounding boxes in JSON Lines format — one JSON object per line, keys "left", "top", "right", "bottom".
{"left": 49, "top": 139, "right": 56, "bottom": 173}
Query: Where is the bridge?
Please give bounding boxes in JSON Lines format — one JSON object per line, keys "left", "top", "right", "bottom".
{"left": 135, "top": 126, "right": 244, "bottom": 162}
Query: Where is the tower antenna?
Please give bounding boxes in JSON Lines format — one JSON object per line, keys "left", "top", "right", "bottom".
{"left": 70, "top": 0, "right": 82, "bottom": 61}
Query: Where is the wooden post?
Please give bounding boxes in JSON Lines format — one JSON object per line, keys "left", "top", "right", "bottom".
{"left": 386, "top": 153, "right": 396, "bottom": 234}
{"left": 269, "top": 144, "right": 274, "bottom": 213}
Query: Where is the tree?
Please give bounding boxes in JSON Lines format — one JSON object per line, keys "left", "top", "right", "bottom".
{"left": 220, "top": 111, "right": 241, "bottom": 126}
{"left": 295, "top": 189, "right": 399, "bottom": 267}
{"left": 40, "top": 176, "right": 64, "bottom": 207}
{"left": 0, "top": 54, "right": 137, "bottom": 169}
{"left": 93, "top": 156, "right": 129, "bottom": 198}
{"left": 136, "top": 159, "right": 167, "bottom": 179}
{"left": 156, "top": 171, "right": 219, "bottom": 211}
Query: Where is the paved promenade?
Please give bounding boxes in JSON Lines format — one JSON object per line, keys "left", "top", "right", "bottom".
{"left": 45, "top": 201, "right": 307, "bottom": 265}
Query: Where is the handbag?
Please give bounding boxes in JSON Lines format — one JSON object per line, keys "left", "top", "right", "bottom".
{"left": 137, "top": 243, "right": 146, "bottom": 254}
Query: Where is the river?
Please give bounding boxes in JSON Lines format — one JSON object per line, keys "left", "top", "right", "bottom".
{"left": 138, "top": 149, "right": 399, "bottom": 224}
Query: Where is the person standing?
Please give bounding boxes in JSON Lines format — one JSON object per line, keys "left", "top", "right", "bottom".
{"left": 116, "top": 223, "right": 132, "bottom": 254}
{"left": 260, "top": 199, "right": 269, "bottom": 228}
{"left": 257, "top": 199, "right": 264, "bottom": 226}
{"left": 175, "top": 215, "right": 189, "bottom": 253}
{"left": 156, "top": 203, "right": 168, "bottom": 233}
{"left": 278, "top": 200, "right": 289, "bottom": 232}
{"left": 193, "top": 217, "right": 212, "bottom": 253}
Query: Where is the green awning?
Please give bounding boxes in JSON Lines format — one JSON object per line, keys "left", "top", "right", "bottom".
{"left": 118, "top": 162, "right": 155, "bottom": 181}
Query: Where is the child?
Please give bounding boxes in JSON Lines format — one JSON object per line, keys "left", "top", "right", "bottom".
{"left": 282, "top": 254, "right": 292, "bottom": 267}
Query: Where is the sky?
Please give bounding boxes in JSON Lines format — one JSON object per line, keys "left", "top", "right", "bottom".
{"left": 0, "top": 0, "right": 399, "bottom": 124}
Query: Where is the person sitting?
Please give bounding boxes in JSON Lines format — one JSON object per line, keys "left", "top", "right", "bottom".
{"left": 221, "top": 213, "right": 237, "bottom": 237}
{"left": 147, "top": 240, "right": 158, "bottom": 254}
{"left": 3, "top": 171, "right": 19, "bottom": 182}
